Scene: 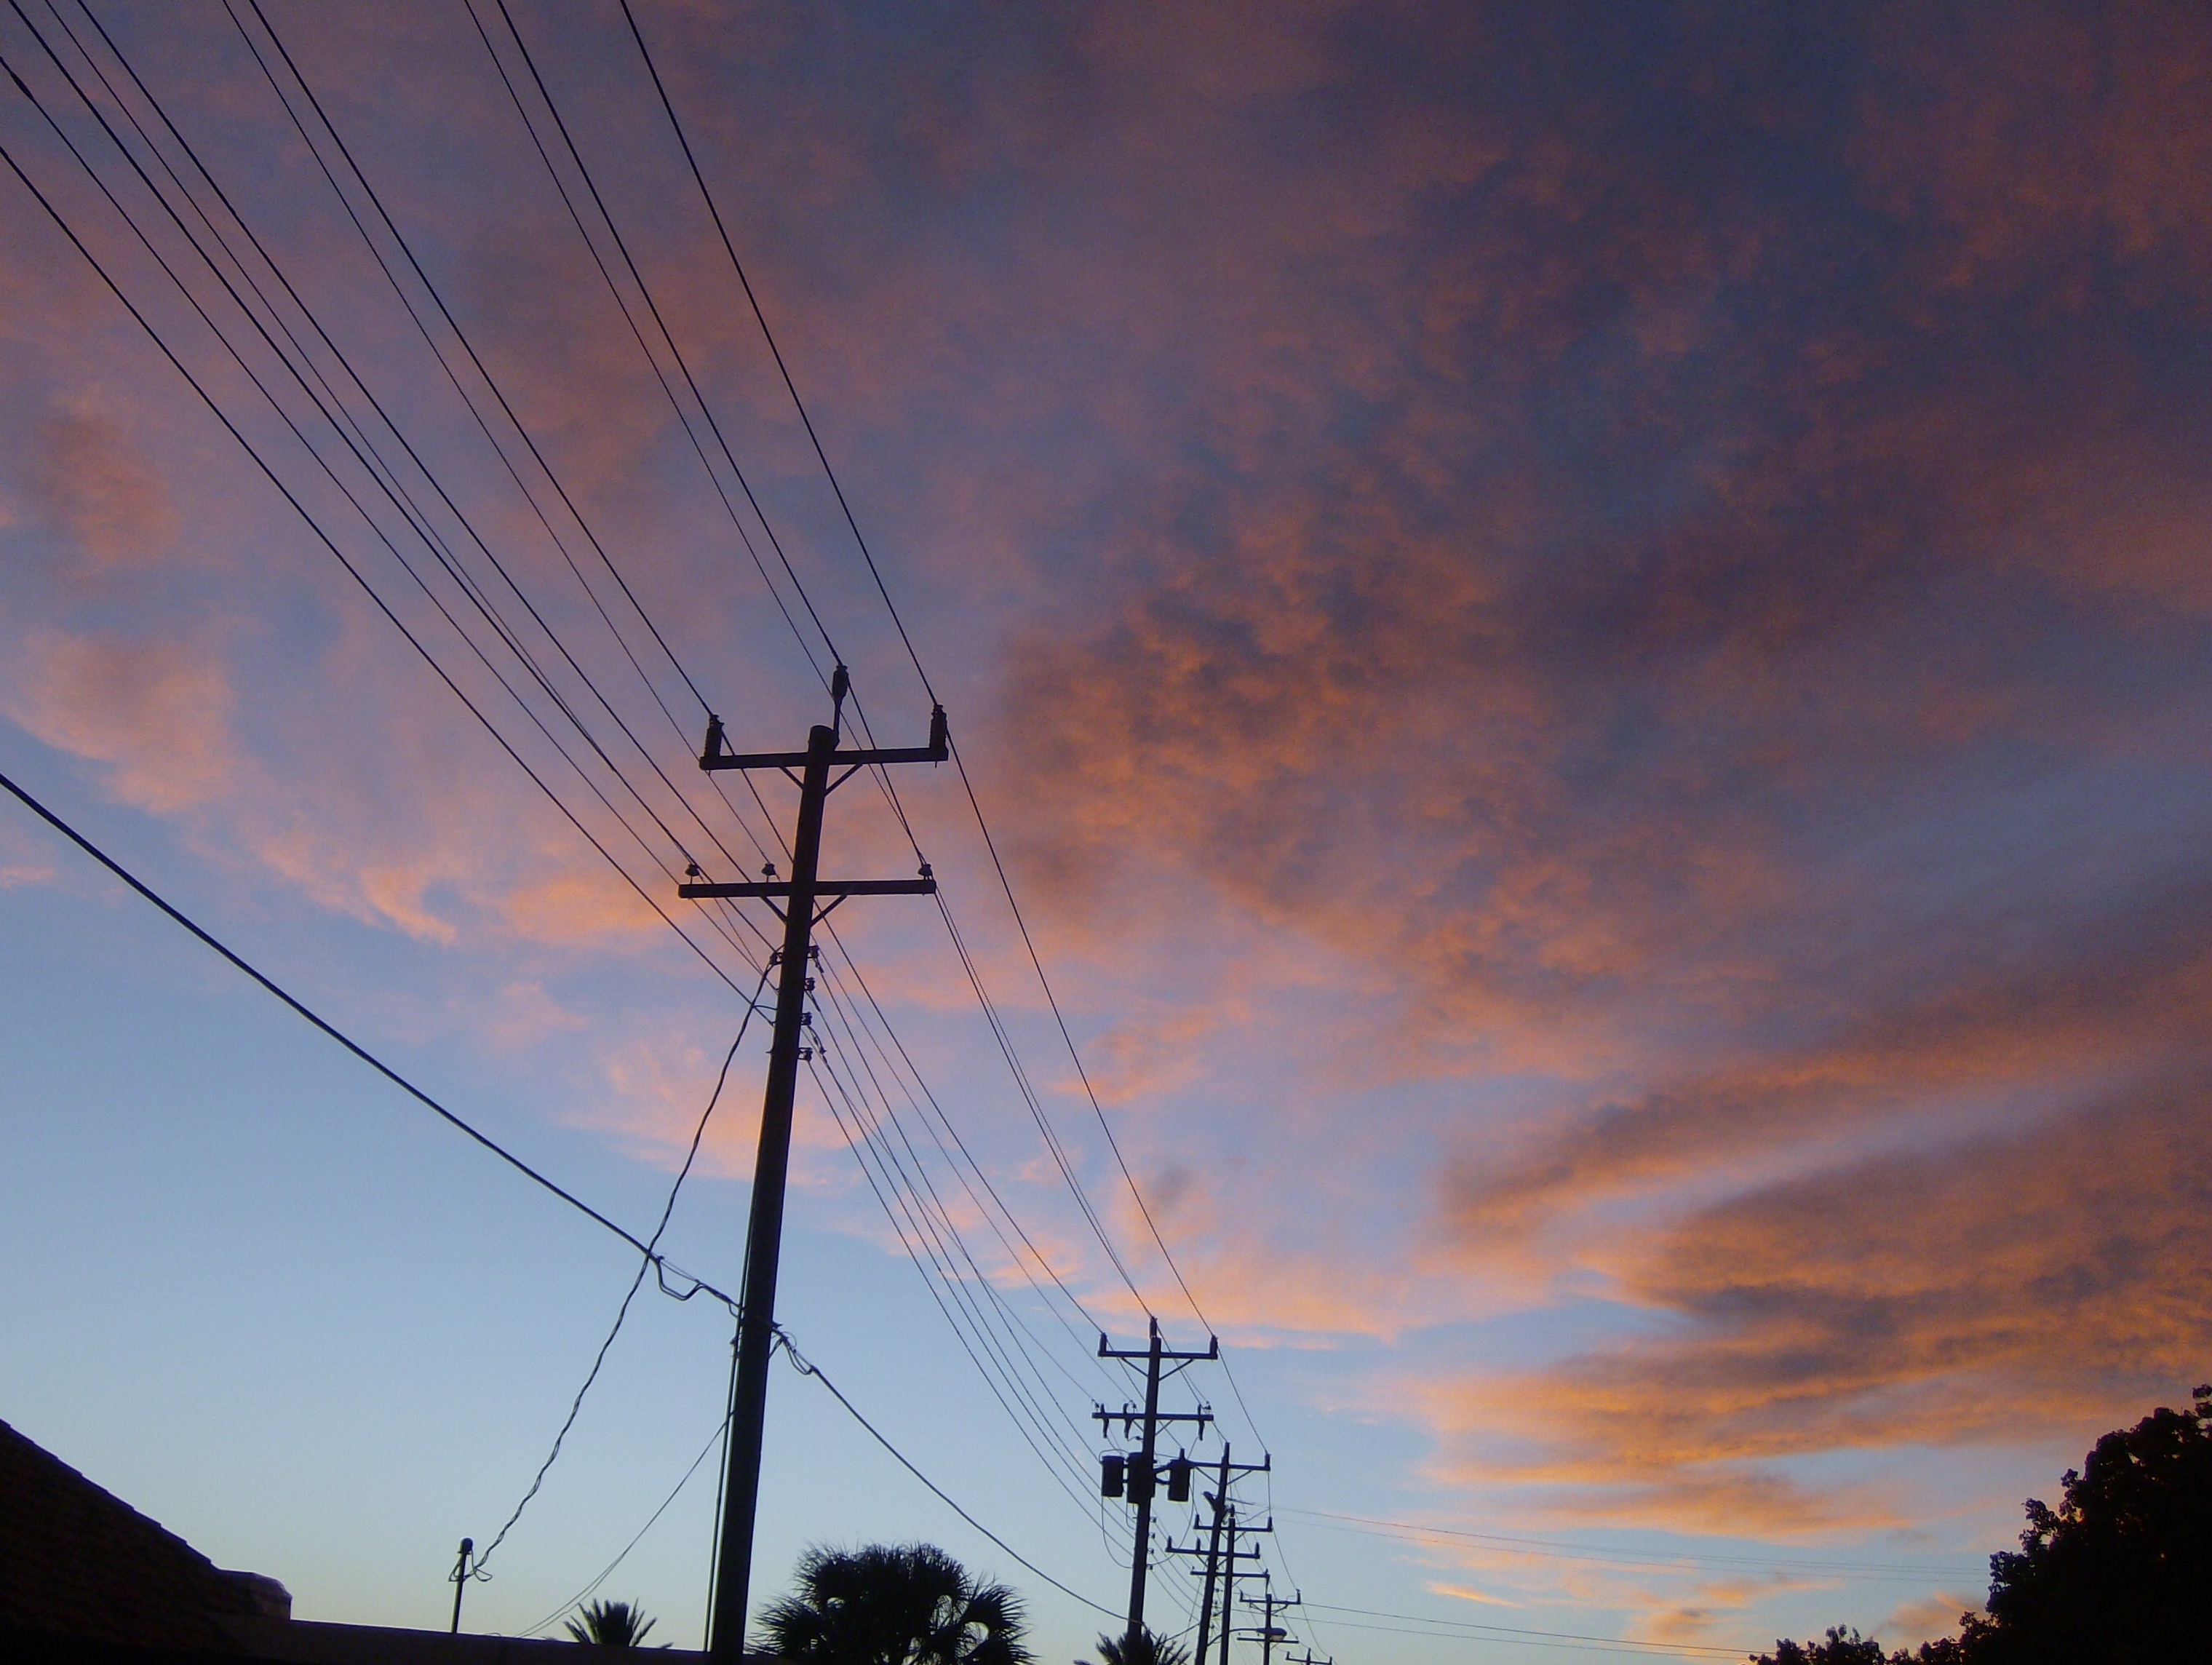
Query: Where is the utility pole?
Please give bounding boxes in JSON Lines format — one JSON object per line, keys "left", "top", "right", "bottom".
{"left": 1288, "top": 1651, "right": 1332, "bottom": 1665}
{"left": 1244, "top": 1586, "right": 1301, "bottom": 1665}
{"left": 1182, "top": 1502, "right": 1270, "bottom": 1665}
{"left": 1096, "top": 1319, "right": 1217, "bottom": 1656}
{"left": 1162, "top": 1446, "right": 1269, "bottom": 1665}
{"left": 683, "top": 669, "right": 947, "bottom": 1665}
{"left": 446, "top": 1538, "right": 472, "bottom": 1634}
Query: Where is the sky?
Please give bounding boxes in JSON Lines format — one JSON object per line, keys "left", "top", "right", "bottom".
{"left": 3, "top": 2, "right": 2209, "bottom": 1661}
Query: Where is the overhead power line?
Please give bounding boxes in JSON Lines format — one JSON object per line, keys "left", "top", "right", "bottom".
{"left": 524, "top": 1412, "right": 732, "bottom": 1641}
{"left": 0, "top": 35, "right": 764, "bottom": 993}
{"left": 612, "top": 0, "right": 1232, "bottom": 1382}
{"left": 779, "top": 1333, "right": 1121, "bottom": 1621}
{"left": 0, "top": 767, "right": 735, "bottom": 1309}
{"left": 474, "top": 961, "right": 773, "bottom": 1572}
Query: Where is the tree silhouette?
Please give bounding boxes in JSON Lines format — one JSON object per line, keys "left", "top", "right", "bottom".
{"left": 1086, "top": 1628, "right": 1190, "bottom": 1665}
{"left": 564, "top": 1598, "right": 659, "bottom": 1648}
{"left": 1753, "top": 1386, "right": 2212, "bottom": 1664}
{"left": 760, "top": 1543, "right": 1032, "bottom": 1665}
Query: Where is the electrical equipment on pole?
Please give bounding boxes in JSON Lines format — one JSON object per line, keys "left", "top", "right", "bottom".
{"left": 1096, "top": 1319, "right": 1217, "bottom": 1656}
{"left": 681, "top": 669, "right": 947, "bottom": 1665}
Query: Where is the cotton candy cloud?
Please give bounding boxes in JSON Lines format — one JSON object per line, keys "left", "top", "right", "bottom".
{"left": 6, "top": 629, "right": 240, "bottom": 813}
{"left": 7, "top": 0, "right": 2212, "bottom": 1578}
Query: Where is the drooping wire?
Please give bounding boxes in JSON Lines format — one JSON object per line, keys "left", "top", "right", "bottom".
{"left": 474, "top": 961, "right": 771, "bottom": 1570}
{"left": 0, "top": 767, "right": 736, "bottom": 1306}
{"left": 778, "top": 1332, "right": 1122, "bottom": 1620}
{"left": 522, "top": 1412, "right": 729, "bottom": 1640}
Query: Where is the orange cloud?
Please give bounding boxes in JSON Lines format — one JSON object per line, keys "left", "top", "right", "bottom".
{"left": 7, "top": 629, "right": 240, "bottom": 813}
{"left": 1413, "top": 1080, "right": 2212, "bottom": 1534}
{"left": 31, "top": 412, "right": 178, "bottom": 574}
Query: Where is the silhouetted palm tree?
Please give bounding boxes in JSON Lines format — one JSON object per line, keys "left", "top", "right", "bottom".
{"left": 1088, "top": 1627, "right": 1190, "bottom": 1665}
{"left": 761, "top": 1543, "right": 1032, "bottom": 1665}
{"left": 565, "top": 1599, "right": 659, "bottom": 1648}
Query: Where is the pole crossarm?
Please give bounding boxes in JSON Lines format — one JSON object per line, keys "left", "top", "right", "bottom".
{"left": 678, "top": 877, "right": 936, "bottom": 899}
{"left": 1094, "top": 1402, "right": 1214, "bottom": 1436}
{"left": 1100, "top": 1332, "right": 1219, "bottom": 1362}
{"left": 700, "top": 706, "right": 948, "bottom": 771}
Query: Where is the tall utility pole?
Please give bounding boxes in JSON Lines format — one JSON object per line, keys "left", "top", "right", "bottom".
{"left": 681, "top": 670, "right": 947, "bottom": 1665}
{"left": 1162, "top": 1446, "right": 1269, "bottom": 1665}
{"left": 1096, "top": 1320, "right": 1217, "bottom": 1656}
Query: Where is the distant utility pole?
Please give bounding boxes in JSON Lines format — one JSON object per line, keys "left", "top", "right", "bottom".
{"left": 446, "top": 1538, "right": 473, "bottom": 1634}
{"left": 1186, "top": 1503, "right": 1271, "bottom": 1665}
{"left": 1096, "top": 1319, "right": 1217, "bottom": 1656}
{"left": 1162, "top": 1445, "right": 1269, "bottom": 1665}
{"left": 681, "top": 668, "right": 947, "bottom": 1665}
{"left": 1288, "top": 1650, "right": 1332, "bottom": 1665}
{"left": 1244, "top": 1586, "right": 1301, "bottom": 1665}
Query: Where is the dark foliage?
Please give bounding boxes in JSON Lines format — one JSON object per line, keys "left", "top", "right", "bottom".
{"left": 1751, "top": 1386, "right": 2212, "bottom": 1665}
{"left": 760, "top": 1543, "right": 1033, "bottom": 1665}
{"left": 1752, "top": 1629, "right": 1890, "bottom": 1665}
{"left": 1086, "top": 1629, "right": 1191, "bottom": 1665}
{"left": 565, "top": 1598, "right": 659, "bottom": 1648}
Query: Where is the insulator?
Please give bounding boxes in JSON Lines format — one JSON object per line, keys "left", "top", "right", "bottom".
{"left": 1167, "top": 1455, "right": 1193, "bottom": 1503}
{"left": 1101, "top": 1454, "right": 1125, "bottom": 1498}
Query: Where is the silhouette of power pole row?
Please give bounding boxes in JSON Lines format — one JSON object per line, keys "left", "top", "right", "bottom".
{"left": 1162, "top": 1445, "right": 1271, "bottom": 1665}
{"left": 678, "top": 667, "right": 947, "bottom": 1665}
{"left": 1096, "top": 1319, "right": 1217, "bottom": 1658}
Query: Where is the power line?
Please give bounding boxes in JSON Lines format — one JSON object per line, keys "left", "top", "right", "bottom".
{"left": 615, "top": 0, "right": 932, "bottom": 707}
{"left": 0, "top": 767, "right": 736, "bottom": 1307}
{"left": 475, "top": 0, "right": 841, "bottom": 692}
{"left": 803, "top": 1042, "right": 1125, "bottom": 1545}
{"left": 49, "top": 0, "right": 770, "bottom": 950}
{"left": 524, "top": 1412, "right": 731, "bottom": 1640}
{"left": 0, "top": 30, "right": 763, "bottom": 994}
{"left": 239, "top": 0, "right": 715, "bottom": 726}
{"left": 811, "top": 947, "right": 1115, "bottom": 1391}
{"left": 779, "top": 1333, "right": 1121, "bottom": 1621}
{"left": 615, "top": 0, "right": 1224, "bottom": 1372}
{"left": 475, "top": 964, "right": 772, "bottom": 1570}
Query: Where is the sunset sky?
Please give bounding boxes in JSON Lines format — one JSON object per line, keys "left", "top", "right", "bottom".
{"left": 4, "top": 4, "right": 2209, "bottom": 1661}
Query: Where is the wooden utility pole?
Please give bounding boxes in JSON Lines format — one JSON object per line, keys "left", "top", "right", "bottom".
{"left": 447, "top": 1538, "right": 472, "bottom": 1634}
{"left": 1096, "top": 1320, "right": 1216, "bottom": 1656}
{"left": 1245, "top": 1586, "right": 1301, "bottom": 1665}
{"left": 1163, "top": 1446, "right": 1269, "bottom": 1665}
{"left": 1183, "top": 1503, "right": 1270, "bottom": 1665}
{"left": 681, "top": 669, "right": 946, "bottom": 1665}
